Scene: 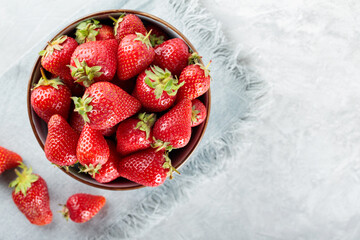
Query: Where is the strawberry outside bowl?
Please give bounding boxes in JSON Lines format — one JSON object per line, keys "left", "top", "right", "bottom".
{"left": 27, "top": 10, "right": 211, "bottom": 190}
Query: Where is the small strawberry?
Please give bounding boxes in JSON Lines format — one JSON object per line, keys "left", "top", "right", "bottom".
{"left": 45, "top": 114, "right": 79, "bottom": 166}
{"left": 75, "top": 19, "right": 114, "bottom": 44}
{"left": 60, "top": 193, "right": 105, "bottom": 223}
{"left": 152, "top": 98, "right": 192, "bottom": 149}
{"left": 109, "top": 14, "right": 147, "bottom": 43}
{"left": 191, "top": 99, "right": 207, "bottom": 127}
{"left": 70, "top": 111, "right": 117, "bottom": 137}
{"left": 68, "top": 39, "right": 118, "bottom": 87}
{"left": 71, "top": 82, "right": 141, "bottom": 130}
{"left": 77, "top": 124, "right": 109, "bottom": 171}
{"left": 9, "top": 163, "right": 52, "bottom": 225}
{"left": 31, "top": 68, "right": 71, "bottom": 123}
{"left": 145, "top": 23, "right": 169, "bottom": 47}
{"left": 132, "top": 66, "right": 184, "bottom": 112}
{"left": 153, "top": 38, "right": 190, "bottom": 77}
{"left": 82, "top": 140, "right": 120, "bottom": 183}
{"left": 0, "top": 146, "right": 22, "bottom": 175}
{"left": 40, "top": 35, "right": 78, "bottom": 81}
{"left": 116, "top": 113, "right": 156, "bottom": 156}
{"left": 117, "top": 32, "right": 155, "bottom": 81}
{"left": 177, "top": 60, "right": 211, "bottom": 100}
{"left": 118, "top": 148, "right": 178, "bottom": 187}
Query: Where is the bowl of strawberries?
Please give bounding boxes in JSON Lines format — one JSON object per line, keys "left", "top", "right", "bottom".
{"left": 27, "top": 10, "right": 211, "bottom": 190}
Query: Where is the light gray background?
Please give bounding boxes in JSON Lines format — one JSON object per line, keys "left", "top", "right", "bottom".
{"left": 1, "top": 0, "right": 360, "bottom": 239}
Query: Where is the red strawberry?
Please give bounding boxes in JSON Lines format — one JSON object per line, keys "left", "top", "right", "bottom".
{"left": 116, "top": 113, "right": 156, "bottom": 156}
{"left": 60, "top": 193, "right": 105, "bottom": 223}
{"left": 31, "top": 68, "right": 71, "bottom": 123}
{"left": 146, "top": 23, "right": 169, "bottom": 47}
{"left": 117, "top": 32, "right": 155, "bottom": 81}
{"left": 70, "top": 111, "right": 117, "bottom": 137}
{"left": 0, "top": 146, "right": 22, "bottom": 174}
{"left": 191, "top": 99, "right": 207, "bottom": 127}
{"left": 45, "top": 114, "right": 79, "bottom": 166}
{"left": 152, "top": 98, "right": 192, "bottom": 149}
{"left": 75, "top": 19, "right": 114, "bottom": 44}
{"left": 153, "top": 38, "right": 190, "bottom": 77}
{"left": 77, "top": 124, "right": 109, "bottom": 170}
{"left": 69, "top": 39, "right": 117, "bottom": 87}
{"left": 118, "top": 148, "right": 178, "bottom": 187}
{"left": 110, "top": 14, "right": 147, "bottom": 43}
{"left": 50, "top": 73, "right": 85, "bottom": 97}
{"left": 9, "top": 163, "right": 52, "bottom": 225}
{"left": 87, "top": 140, "right": 121, "bottom": 183}
{"left": 40, "top": 35, "right": 78, "bottom": 81}
{"left": 177, "top": 61, "right": 211, "bottom": 100}
{"left": 132, "top": 66, "right": 184, "bottom": 112}
{"left": 71, "top": 82, "right": 141, "bottom": 130}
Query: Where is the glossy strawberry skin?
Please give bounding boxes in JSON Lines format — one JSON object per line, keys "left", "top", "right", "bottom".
{"left": 84, "top": 82, "right": 142, "bottom": 130}
{"left": 94, "top": 140, "right": 121, "bottom": 183}
{"left": 69, "top": 39, "right": 118, "bottom": 85}
{"left": 0, "top": 146, "right": 22, "bottom": 174}
{"left": 132, "top": 68, "right": 176, "bottom": 112}
{"left": 77, "top": 124, "right": 109, "bottom": 166}
{"left": 177, "top": 64, "right": 211, "bottom": 100}
{"left": 114, "top": 14, "right": 147, "bottom": 43}
{"left": 116, "top": 118, "right": 153, "bottom": 156}
{"left": 117, "top": 34, "right": 155, "bottom": 81}
{"left": 66, "top": 193, "right": 106, "bottom": 223}
{"left": 45, "top": 114, "right": 79, "bottom": 166}
{"left": 153, "top": 99, "right": 192, "bottom": 148}
{"left": 31, "top": 84, "right": 71, "bottom": 123}
{"left": 153, "top": 38, "right": 190, "bottom": 77}
{"left": 118, "top": 148, "right": 168, "bottom": 187}
{"left": 191, "top": 99, "right": 207, "bottom": 127}
{"left": 12, "top": 175, "right": 52, "bottom": 225}
{"left": 95, "top": 25, "right": 115, "bottom": 41}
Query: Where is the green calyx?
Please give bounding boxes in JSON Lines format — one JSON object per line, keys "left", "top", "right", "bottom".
{"left": 58, "top": 204, "right": 70, "bottom": 221}
{"left": 32, "top": 68, "right": 64, "bottom": 90}
{"left": 9, "top": 163, "right": 39, "bottom": 196}
{"left": 162, "top": 152, "right": 180, "bottom": 179}
{"left": 149, "top": 34, "right": 164, "bottom": 47}
{"left": 71, "top": 93, "right": 93, "bottom": 123}
{"left": 133, "top": 30, "right": 152, "bottom": 50}
{"left": 144, "top": 65, "right": 184, "bottom": 99}
{"left": 191, "top": 105, "right": 201, "bottom": 124}
{"left": 67, "top": 58, "right": 103, "bottom": 87}
{"left": 78, "top": 164, "right": 102, "bottom": 178}
{"left": 135, "top": 113, "right": 157, "bottom": 139}
{"left": 151, "top": 138, "right": 173, "bottom": 152}
{"left": 39, "top": 35, "right": 67, "bottom": 58}
{"left": 188, "top": 52, "right": 202, "bottom": 65}
{"left": 75, "top": 19, "right": 102, "bottom": 44}
{"left": 197, "top": 60, "right": 212, "bottom": 78}
{"left": 109, "top": 14, "right": 125, "bottom": 36}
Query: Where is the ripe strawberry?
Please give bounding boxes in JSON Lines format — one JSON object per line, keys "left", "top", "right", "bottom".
{"left": 177, "top": 61, "right": 211, "bottom": 100}
{"left": 153, "top": 38, "right": 190, "bottom": 77}
{"left": 145, "top": 23, "right": 169, "bottom": 47}
{"left": 152, "top": 98, "right": 192, "bottom": 149}
{"left": 84, "top": 140, "right": 121, "bottom": 183}
{"left": 31, "top": 68, "right": 71, "bottom": 123}
{"left": 40, "top": 35, "right": 78, "bottom": 81}
{"left": 118, "top": 148, "right": 178, "bottom": 187}
{"left": 132, "top": 66, "right": 184, "bottom": 112}
{"left": 75, "top": 19, "right": 114, "bottom": 44}
{"left": 77, "top": 124, "right": 109, "bottom": 171}
{"left": 0, "top": 146, "right": 22, "bottom": 174}
{"left": 60, "top": 193, "right": 105, "bottom": 223}
{"left": 70, "top": 111, "right": 117, "bottom": 137}
{"left": 109, "top": 14, "right": 147, "bottom": 43}
{"left": 68, "top": 39, "right": 117, "bottom": 87}
{"left": 71, "top": 82, "right": 141, "bottom": 130}
{"left": 117, "top": 32, "right": 155, "bottom": 81}
{"left": 9, "top": 163, "right": 52, "bottom": 225}
{"left": 116, "top": 113, "right": 156, "bottom": 156}
{"left": 45, "top": 114, "right": 79, "bottom": 166}
{"left": 191, "top": 99, "right": 207, "bottom": 127}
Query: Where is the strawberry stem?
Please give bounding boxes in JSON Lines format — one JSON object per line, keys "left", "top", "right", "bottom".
{"left": 135, "top": 113, "right": 157, "bottom": 139}
{"left": 58, "top": 204, "right": 70, "bottom": 221}
{"left": 33, "top": 68, "right": 64, "bottom": 90}
{"left": 151, "top": 138, "right": 173, "bottom": 152}
{"left": 78, "top": 163, "right": 102, "bottom": 178}
{"left": 71, "top": 93, "right": 93, "bottom": 123}
{"left": 163, "top": 152, "right": 180, "bottom": 179}
{"left": 133, "top": 30, "right": 152, "bottom": 49}
{"left": 191, "top": 105, "right": 201, "bottom": 125}
{"left": 9, "top": 163, "right": 39, "bottom": 196}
